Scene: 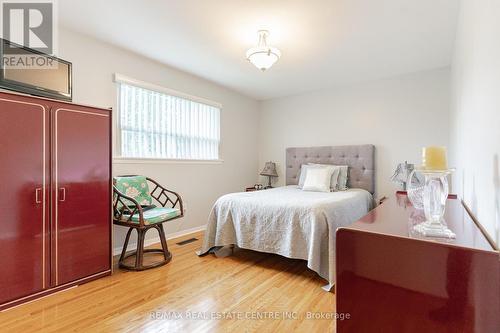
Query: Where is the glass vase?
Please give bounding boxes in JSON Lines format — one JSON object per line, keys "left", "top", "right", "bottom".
{"left": 412, "top": 170, "right": 456, "bottom": 239}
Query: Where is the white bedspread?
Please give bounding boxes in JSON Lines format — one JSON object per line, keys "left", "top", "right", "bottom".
{"left": 198, "top": 185, "right": 373, "bottom": 286}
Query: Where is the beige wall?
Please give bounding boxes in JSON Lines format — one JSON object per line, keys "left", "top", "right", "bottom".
{"left": 450, "top": 0, "right": 500, "bottom": 247}
{"left": 258, "top": 68, "right": 451, "bottom": 199}
{"left": 58, "top": 28, "right": 260, "bottom": 253}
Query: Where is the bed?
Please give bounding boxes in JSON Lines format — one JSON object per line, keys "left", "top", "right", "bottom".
{"left": 198, "top": 145, "right": 375, "bottom": 289}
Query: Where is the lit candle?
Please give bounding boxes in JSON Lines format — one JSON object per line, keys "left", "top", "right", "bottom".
{"left": 422, "top": 146, "right": 448, "bottom": 170}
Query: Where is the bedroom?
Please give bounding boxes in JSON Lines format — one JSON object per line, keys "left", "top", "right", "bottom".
{"left": 0, "top": 0, "right": 498, "bottom": 332}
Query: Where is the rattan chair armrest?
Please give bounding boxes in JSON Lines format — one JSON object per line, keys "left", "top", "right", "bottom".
{"left": 113, "top": 186, "right": 145, "bottom": 227}
{"left": 146, "top": 177, "right": 184, "bottom": 214}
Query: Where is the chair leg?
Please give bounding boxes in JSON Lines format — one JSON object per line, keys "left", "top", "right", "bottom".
{"left": 118, "top": 225, "right": 172, "bottom": 271}
{"left": 135, "top": 228, "right": 146, "bottom": 269}
{"left": 119, "top": 227, "right": 133, "bottom": 265}
{"left": 156, "top": 224, "right": 171, "bottom": 261}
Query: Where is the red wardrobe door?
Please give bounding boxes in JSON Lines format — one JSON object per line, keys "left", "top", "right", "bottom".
{"left": 0, "top": 94, "right": 49, "bottom": 305}
{"left": 52, "top": 105, "right": 111, "bottom": 286}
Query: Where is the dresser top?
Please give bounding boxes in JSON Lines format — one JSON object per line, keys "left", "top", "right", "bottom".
{"left": 346, "top": 192, "right": 495, "bottom": 252}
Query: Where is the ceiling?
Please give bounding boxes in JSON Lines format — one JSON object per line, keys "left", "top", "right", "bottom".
{"left": 59, "top": 0, "right": 459, "bottom": 100}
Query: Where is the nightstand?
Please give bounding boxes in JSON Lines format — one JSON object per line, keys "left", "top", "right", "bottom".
{"left": 245, "top": 186, "right": 269, "bottom": 192}
{"left": 245, "top": 187, "right": 260, "bottom": 192}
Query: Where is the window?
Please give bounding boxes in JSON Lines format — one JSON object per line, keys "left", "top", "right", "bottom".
{"left": 116, "top": 76, "right": 221, "bottom": 160}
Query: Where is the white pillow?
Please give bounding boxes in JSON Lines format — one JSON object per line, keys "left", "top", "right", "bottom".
{"left": 307, "top": 163, "right": 341, "bottom": 190}
{"left": 302, "top": 167, "right": 334, "bottom": 192}
{"left": 309, "top": 163, "right": 348, "bottom": 191}
{"left": 336, "top": 165, "right": 349, "bottom": 190}
{"left": 298, "top": 164, "right": 324, "bottom": 188}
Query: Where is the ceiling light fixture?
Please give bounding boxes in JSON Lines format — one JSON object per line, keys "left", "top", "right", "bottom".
{"left": 246, "top": 30, "right": 281, "bottom": 71}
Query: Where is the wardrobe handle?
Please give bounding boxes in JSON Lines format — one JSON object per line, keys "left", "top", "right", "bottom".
{"left": 35, "top": 188, "right": 42, "bottom": 204}
{"left": 59, "top": 188, "right": 66, "bottom": 202}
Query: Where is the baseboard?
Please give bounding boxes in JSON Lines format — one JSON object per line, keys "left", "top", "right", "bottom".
{"left": 112, "top": 225, "right": 206, "bottom": 256}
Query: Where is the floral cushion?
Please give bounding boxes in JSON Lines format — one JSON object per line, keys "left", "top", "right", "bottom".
{"left": 114, "top": 176, "right": 152, "bottom": 207}
{"left": 125, "top": 207, "right": 181, "bottom": 225}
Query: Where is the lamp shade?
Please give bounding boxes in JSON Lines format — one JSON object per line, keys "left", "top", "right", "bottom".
{"left": 246, "top": 46, "right": 281, "bottom": 71}
{"left": 260, "top": 161, "right": 278, "bottom": 177}
{"left": 246, "top": 30, "right": 281, "bottom": 71}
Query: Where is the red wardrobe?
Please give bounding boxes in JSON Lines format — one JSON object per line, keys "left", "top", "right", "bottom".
{"left": 0, "top": 91, "right": 111, "bottom": 310}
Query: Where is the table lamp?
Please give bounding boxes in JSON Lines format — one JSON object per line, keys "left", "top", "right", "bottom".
{"left": 260, "top": 161, "right": 278, "bottom": 189}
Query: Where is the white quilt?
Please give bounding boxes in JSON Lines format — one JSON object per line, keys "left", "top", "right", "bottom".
{"left": 198, "top": 186, "right": 373, "bottom": 287}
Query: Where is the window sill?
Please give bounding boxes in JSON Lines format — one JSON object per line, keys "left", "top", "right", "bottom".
{"left": 113, "top": 157, "right": 224, "bottom": 165}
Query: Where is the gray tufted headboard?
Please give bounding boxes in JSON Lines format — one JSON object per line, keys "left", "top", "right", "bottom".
{"left": 286, "top": 144, "right": 375, "bottom": 194}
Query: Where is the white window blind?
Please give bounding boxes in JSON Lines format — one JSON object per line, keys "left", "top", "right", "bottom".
{"left": 117, "top": 80, "right": 220, "bottom": 160}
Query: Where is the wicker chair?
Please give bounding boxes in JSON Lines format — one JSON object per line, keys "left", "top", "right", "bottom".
{"left": 113, "top": 175, "right": 183, "bottom": 271}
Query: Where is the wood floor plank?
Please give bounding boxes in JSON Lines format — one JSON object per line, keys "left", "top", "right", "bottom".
{"left": 0, "top": 231, "right": 336, "bottom": 332}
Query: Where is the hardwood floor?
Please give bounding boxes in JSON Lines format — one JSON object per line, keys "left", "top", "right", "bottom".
{"left": 0, "top": 231, "right": 335, "bottom": 332}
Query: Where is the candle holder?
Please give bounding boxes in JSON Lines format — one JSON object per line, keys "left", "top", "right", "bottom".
{"left": 412, "top": 169, "right": 456, "bottom": 239}
{"left": 407, "top": 169, "right": 425, "bottom": 209}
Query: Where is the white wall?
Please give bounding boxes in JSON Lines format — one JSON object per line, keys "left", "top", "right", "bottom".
{"left": 58, "top": 28, "right": 260, "bottom": 253}
{"left": 450, "top": 0, "right": 500, "bottom": 247}
{"left": 258, "top": 68, "right": 451, "bottom": 199}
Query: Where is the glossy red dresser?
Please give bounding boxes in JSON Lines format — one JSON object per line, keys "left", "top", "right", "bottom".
{"left": 0, "top": 91, "right": 112, "bottom": 310}
{"left": 336, "top": 193, "right": 499, "bottom": 333}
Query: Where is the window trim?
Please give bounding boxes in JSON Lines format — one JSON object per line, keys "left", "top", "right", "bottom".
{"left": 113, "top": 73, "right": 222, "bottom": 162}
{"left": 114, "top": 74, "right": 222, "bottom": 108}
{"left": 113, "top": 156, "right": 224, "bottom": 165}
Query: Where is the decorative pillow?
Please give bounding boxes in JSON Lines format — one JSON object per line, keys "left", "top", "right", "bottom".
{"left": 302, "top": 167, "right": 334, "bottom": 192}
{"left": 298, "top": 164, "right": 322, "bottom": 188}
{"left": 336, "top": 166, "right": 349, "bottom": 191}
{"left": 307, "top": 163, "right": 341, "bottom": 191}
{"left": 298, "top": 165, "right": 306, "bottom": 187}
{"left": 114, "top": 176, "right": 152, "bottom": 207}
